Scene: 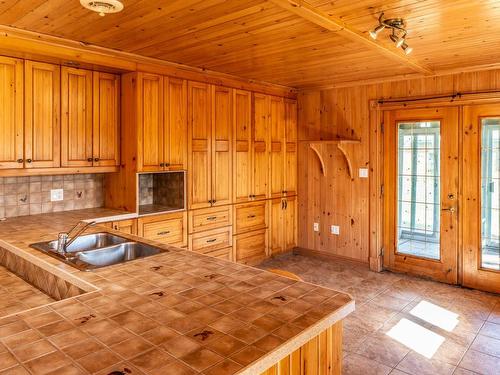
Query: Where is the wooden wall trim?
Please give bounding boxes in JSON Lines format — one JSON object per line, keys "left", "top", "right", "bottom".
{"left": 0, "top": 25, "right": 297, "bottom": 99}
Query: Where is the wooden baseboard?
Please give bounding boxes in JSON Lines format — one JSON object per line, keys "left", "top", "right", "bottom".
{"left": 369, "top": 255, "right": 384, "bottom": 272}
{"left": 293, "top": 247, "right": 369, "bottom": 266}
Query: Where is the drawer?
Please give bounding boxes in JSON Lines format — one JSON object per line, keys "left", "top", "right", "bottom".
{"left": 138, "top": 212, "right": 186, "bottom": 246}
{"left": 110, "top": 219, "right": 137, "bottom": 235}
{"left": 194, "top": 246, "right": 232, "bottom": 261}
{"left": 189, "top": 206, "right": 232, "bottom": 234}
{"left": 234, "top": 228, "right": 267, "bottom": 265}
{"left": 234, "top": 201, "right": 267, "bottom": 234}
{"left": 189, "top": 226, "right": 232, "bottom": 252}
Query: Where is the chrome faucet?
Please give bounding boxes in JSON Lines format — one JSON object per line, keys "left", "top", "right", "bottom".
{"left": 56, "top": 221, "right": 96, "bottom": 256}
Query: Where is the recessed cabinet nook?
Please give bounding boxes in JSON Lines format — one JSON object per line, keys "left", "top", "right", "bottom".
{"left": 1, "top": 1, "right": 500, "bottom": 374}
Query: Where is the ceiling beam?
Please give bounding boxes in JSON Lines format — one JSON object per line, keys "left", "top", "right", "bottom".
{"left": 269, "top": 0, "right": 434, "bottom": 75}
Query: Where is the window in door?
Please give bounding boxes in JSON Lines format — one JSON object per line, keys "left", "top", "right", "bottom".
{"left": 481, "top": 118, "right": 500, "bottom": 270}
{"left": 397, "top": 121, "right": 441, "bottom": 260}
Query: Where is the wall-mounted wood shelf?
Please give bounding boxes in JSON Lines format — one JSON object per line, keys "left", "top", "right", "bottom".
{"left": 303, "top": 139, "right": 361, "bottom": 178}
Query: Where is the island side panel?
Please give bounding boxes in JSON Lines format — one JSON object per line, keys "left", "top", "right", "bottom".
{"left": 260, "top": 321, "right": 342, "bottom": 375}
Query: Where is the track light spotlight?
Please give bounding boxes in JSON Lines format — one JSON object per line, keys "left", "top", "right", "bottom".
{"left": 370, "top": 13, "right": 414, "bottom": 54}
{"left": 390, "top": 33, "right": 405, "bottom": 48}
{"left": 401, "top": 42, "right": 413, "bottom": 55}
{"left": 369, "top": 25, "right": 385, "bottom": 40}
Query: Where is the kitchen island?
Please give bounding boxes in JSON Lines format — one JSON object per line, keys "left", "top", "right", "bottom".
{"left": 0, "top": 209, "right": 354, "bottom": 374}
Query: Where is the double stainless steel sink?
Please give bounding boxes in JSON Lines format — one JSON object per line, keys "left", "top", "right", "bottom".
{"left": 30, "top": 233, "right": 165, "bottom": 271}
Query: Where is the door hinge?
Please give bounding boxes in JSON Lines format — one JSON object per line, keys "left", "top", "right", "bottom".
{"left": 380, "top": 247, "right": 384, "bottom": 257}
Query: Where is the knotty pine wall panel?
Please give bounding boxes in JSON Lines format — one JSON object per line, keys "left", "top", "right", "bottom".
{"left": 297, "top": 69, "right": 500, "bottom": 263}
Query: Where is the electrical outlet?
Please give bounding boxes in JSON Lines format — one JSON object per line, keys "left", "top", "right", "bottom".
{"left": 50, "top": 189, "right": 64, "bottom": 202}
{"left": 330, "top": 225, "right": 340, "bottom": 235}
{"left": 313, "top": 222, "right": 320, "bottom": 232}
{"left": 359, "top": 168, "right": 369, "bottom": 178}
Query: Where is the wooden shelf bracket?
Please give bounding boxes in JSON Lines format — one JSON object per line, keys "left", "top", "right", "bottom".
{"left": 306, "top": 139, "right": 361, "bottom": 179}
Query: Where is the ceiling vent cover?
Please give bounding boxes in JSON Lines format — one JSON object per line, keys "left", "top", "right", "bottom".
{"left": 80, "top": 0, "right": 124, "bottom": 16}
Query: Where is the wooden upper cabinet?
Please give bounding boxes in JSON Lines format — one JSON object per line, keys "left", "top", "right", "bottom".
{"left": 188, "top": 81, "right": 212, "bottom": 209}
{"left": 233, "top": 89, "right": 252, "bottom": 203}
{"left": 252, "top": 93, "right": 270, "bottom": 200}
{"left": 61, "top": 67, "right": 93, "bottom": 167}
{"left": 137, "top": 73, "right": 164, "bottom": 172}
{"left": 270, "top": 96, "right": 285, "bottom": 198}
{"left": 165, "top": 77, "right": 187, "bottom": 170}
{"left": 24, "top": 61, "right": 60, "bottom": 169}
{"left": 284, "top": 99, "right": 297, "bottom": 196}
{"left": 0, "top": 56, "right": 23, "bottom": 170}
{"left": 212, "top": 86, "right": 232, "bottom": 206}
{"left": 93, "top": 72, "right": 120, "bottom": 167}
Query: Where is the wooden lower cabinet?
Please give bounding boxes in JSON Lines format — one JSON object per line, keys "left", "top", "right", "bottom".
{"left": 106, "top": 219, "right": 137, "bottom": 235}
{"left": 188, "top": 205, "right": 232, "bottom": 233}
{"left": 234, "top": 228, "right": 268, "bottom": 265}
{"left": 269, "top": 196, "right": 297, "bottom": 255}
{"left": 189, "top": 226, "right": 232, "bottom": 260}
{"left": 260, "top": 322, "right": 342, "bottom": 375}
{"left": 138, "top": 212, "right": 187, "bottom": 247}
{"left": 234, "top": 200, "right": 267, "bottom": 234}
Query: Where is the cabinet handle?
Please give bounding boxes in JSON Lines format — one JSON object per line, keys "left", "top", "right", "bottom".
{"left": 26, "top": 159, "right": 32, "bottom": 163}
{"left": 17, "top": 159, "right": 23, "bottom": 163}
{"left": 94, "top": 158, "right": 99, "bottom": 162}
{"left": 247, "top": 214, "right": 256, "bottom": 219}
{"left": 281, "top": 200, "right": 285, "bottom": 209}
{"left": 157, "top": 231, "right": 170, "bottom": 235}
{"left": 165, "top": 162, "right": 170, "bottom": 167}
{"left": 285, "top": 200, "right": 288, "bottom": 209}
{"left": 114, "top": 225, "right": 118, "bottom": 230}
{"left": 87, "top": 158, "right": 93, "bottom": 162}
{"left": 206, "top": 216, "right": 217, "bottom": 221}
{"left": 160, "top": 163, "right": 165, "bottom": 167}
{"left": 206, "top": 238, "right": 217, "bottom": 243}
{"left": 213, "top": 200, "right": 216, "bottom": 204}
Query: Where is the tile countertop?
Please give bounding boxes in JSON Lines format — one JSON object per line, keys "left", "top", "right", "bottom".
{"left": 0, "top": 208, "right": 355, "bottom": 375}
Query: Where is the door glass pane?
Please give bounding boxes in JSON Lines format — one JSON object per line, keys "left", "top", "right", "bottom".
{"left": 481, "top": 118, "right": 500, "bottom": 270}
{"left": 397, "top": 121, "right": 441, "bottom": 260}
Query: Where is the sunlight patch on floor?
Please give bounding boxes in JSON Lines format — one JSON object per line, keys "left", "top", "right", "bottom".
{"left": 410, "top": 300, "right": 459, "bottom": 332}
{"left": 386, "top": 318, "right": 445, "bottom": 358}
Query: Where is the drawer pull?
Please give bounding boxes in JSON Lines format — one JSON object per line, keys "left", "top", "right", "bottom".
{"left": 247, "top": 214, "right": 256, "bottom": 219}
{"left": 157, "top": 231, "right": 170, "bottom": 236}
{"left": 206, "top": 238, "right": 217, "bottom": 243}
{"left": 206, "top": 216, "right": 217, "bottom": 221}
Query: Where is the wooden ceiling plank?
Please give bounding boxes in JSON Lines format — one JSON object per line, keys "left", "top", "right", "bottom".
{"left": 268, "top": 0, "right": 434, "bottom": 75}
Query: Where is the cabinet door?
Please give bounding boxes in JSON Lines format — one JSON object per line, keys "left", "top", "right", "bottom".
{"left": 270, "top": 96, "right": 285, "bottom": 198}
{"left": 137, "top": 73, "right": 164, "bottom": 172}
{"left": 24, "top": 61, "right": 60, "bottom": 169}
{"left": 212, "top": 86, "right": 232, "bottom": 206}
{"left": 188, "top": 81, "right": 212, "bottom": 209}
{"left": 93, "top": 72, "right": 120, "bottom": 166}
{"left": 61, "top": 67, "right": 93, "bottom": 167}
{"left": 233, "top": 89, "right": 253, "bottom": 203}
{"left": 252, "top": 93, "right": 270, "bottom": 200}
{"left": 0, "top": 56, "right": 23, "bottom": 170}
{"left": 284, "top": 99, "right": 297, "bottom": 196}
{"left": 269, "top": 198, "right": 285, "bottom": 255}
{"left": 112, "top": 219, "right": 137, "bottom": 235}
{"left": 165, "top": 77, "right": 187, "bottom": 170}
{"left": 284, "top": 196, "right": 297, "bottom": 250}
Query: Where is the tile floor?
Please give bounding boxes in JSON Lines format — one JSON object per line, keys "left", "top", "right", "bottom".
{"left": 258, "top": 254, "right": 500, "bottom": 375}
{"left": 0, "top": 265, "right": 54, "bottom": 318}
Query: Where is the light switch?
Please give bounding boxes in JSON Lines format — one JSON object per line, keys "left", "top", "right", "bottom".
{"left": 313, "top": 222, "right": 320, "bottom": 232}
{"left": 359, "top": 168, "right": 369, "bottom": 178}
{"left": 50, "top": 189, "right": 64, "bottom": 202}
{"left": 330, "top": 225, "right": 340, "bottom": 235}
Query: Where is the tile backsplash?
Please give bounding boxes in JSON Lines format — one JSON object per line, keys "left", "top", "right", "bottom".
{"left": 0, "top": 174, "right": 104, "bottom": 219}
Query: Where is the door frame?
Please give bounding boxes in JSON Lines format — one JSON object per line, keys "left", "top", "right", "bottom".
{"left": 370, "top": 93, "right": 500, "bottom": 291}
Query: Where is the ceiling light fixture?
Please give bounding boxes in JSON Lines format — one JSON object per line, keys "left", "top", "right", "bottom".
{"left": 80, "top": 0, "right": 124, "bottom": 17}
{"left": 369, "top": 13, "right": 413, "bottom": 55}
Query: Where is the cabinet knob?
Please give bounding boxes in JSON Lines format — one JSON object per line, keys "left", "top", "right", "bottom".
{"left": 87, "top": 158, "right": 93, "bottom": 162}
{"left": 94, "top": 158, "right": 100, "bottom": 162}
{"left": 160, "top": 163, "right": 165, "bottom": 167}
{"left": 26, "top": 159, "right": 32, "bottom": 163}
{"left": 165, "top": 162, "right": 170, "bottom": 167}
{"left": 17, "top": 159, "right": 24, "bottom": 163}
